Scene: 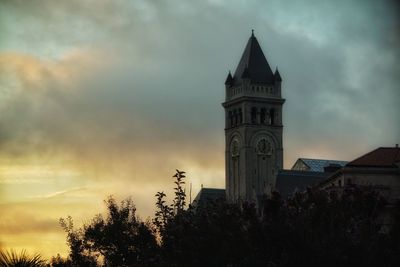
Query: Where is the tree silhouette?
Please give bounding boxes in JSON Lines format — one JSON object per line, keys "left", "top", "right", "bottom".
{"left": 53, "top": 170, "right": 400, "bottom": 267}
{"left": 172, "top": 169, "right": 186, "bottom": 213}
{"left": 59, "top": 197, "right": 158, "bottom": 267}
{"left": 153, "top": 178, "right": 400, "bottom": 267}
{"left": 47, "top": 254, "right": 72, "bottom": 267}
{"left": 83, "top": 197, "right": 158, "bottom": 266}
{"left": 59, "top": 216, "right": 97, "bottom": 267}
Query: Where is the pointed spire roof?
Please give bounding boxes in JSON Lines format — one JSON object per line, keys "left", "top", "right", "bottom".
{"left": 232, "top": 31, "right": 275, "bottom": 85}
{"left": 274, "top": 67, "right": 282, "bottom": 82}
{"left": 241, "top": 67, "right": 250, "bottom": 79}
{"left": 225, "top": 71, "right": 233, "bottom": 85}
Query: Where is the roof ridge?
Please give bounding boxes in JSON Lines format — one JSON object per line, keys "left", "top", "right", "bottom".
{"left": 347, "top": 147, "right": 400, "bottom": 167}
{"left": 346, "top": 148, "right": 378, "bottom": 166}
{"left": 300, "top": 158, "right": 347, "bottom": 161}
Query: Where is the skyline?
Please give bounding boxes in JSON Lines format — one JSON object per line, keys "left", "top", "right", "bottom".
{"left": 1, "top": 0, "right": 399, "bottom": 258}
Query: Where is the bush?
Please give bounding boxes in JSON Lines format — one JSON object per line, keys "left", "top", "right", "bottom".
{"left": 54, "top": 170, "right": 400, "bottom": 266}
{"left": 59, "top": 197, "right": 158, "bottom": 267}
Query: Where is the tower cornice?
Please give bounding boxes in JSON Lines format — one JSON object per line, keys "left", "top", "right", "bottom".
{"left": 225, "top": 124, "right": 283, "bottom": 131}
{"left": 222, "top": 96, "right": 285, "bottom": 108}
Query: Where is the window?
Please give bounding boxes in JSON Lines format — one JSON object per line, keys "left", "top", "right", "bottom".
{"left": 251, "top": 107, "right": 257, "bottom": 124}
{"left": 269, "top": 108, "right": 275, "bottom": 125}
{"left": 260, "top": 108, "right": 266, "bottom": 124}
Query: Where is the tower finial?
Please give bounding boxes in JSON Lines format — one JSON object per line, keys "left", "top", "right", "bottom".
{"left": 274, "top": 66, "right": 282, "bottom": 82}
{"left": 251, "top": 29, "right": 254, "bottom": 36}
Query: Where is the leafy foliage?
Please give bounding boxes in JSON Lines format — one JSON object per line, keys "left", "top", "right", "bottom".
{"left": 47, "top": 254, "right": 72, "bottom": 267}
{"left": 0, "top": 249, "right": 45, "bottom": 267}
{"left": 153, "top": 174, "right": 400, "bottom": 266}
{"left": 59, "top": 216, "right": 97, "bottom": 267}
{"left": 59, "top": 197, "right": 158, "bottom": 267}
{"left": 51, "top": 170, "right": 400, "bottom": 266}
{"left": 83, "top": 197, "right": 158, "bottom": 266}
{"left": 153, "top": 191, "right": 173, "bottom": 236}
{"left": 172, "top": 169, "right": 186, "bottom": 213}
{"left": 153, "top": 169, "right": 186, "bottom": 237}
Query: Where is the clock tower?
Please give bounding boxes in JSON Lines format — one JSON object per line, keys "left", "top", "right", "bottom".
{"left": 223, "top": 31, "right": 285, "bottom": 202}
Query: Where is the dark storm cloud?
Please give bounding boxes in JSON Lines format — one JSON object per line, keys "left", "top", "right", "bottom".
{"left": 1, "top": 0, "right": 399, "bottom": 256}
{"left": 0, "top": 0, "right": 399, "bottom": 171}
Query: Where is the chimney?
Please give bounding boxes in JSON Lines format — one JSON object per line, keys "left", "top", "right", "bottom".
{"left": 396, "top": 144, "right": 399, "bottom": 148}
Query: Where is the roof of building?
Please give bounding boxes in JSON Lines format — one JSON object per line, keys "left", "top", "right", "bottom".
{"left": 296, "top": 158, "right": 348, "bottom": 172}
{"left": 192, "top": 188, "right": 226, "bottom": 206}
{"left": 346, "top": 147, "right": 400, "bottom": 168}
{"left": 225, "top": 71, "right": 233, "bottom": 85}
{"left": 276, "top": 170, "right": 330, "bottom": 198}
{"left": 274, "top": 68, "right": 282, "bottom": 82}
{"left": 319, "top": 147, "right": 400, "bottom": 187}
{"left": 232, "top": 31, "right": 276, "bottom": 86}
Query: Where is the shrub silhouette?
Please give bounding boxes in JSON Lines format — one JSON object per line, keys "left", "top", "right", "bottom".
{"left": 59, "top": 196, "right": 158, "bottom": 267}
{"left": 54, "top": 170, "right": 400, "bottom": 267}
{"left": 47, "top": 254, "right": 72, "bottom": 267}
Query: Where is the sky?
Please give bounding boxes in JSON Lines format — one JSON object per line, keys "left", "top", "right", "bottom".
{"left": 0, "top": 0, "right": 399, "bottom": 259}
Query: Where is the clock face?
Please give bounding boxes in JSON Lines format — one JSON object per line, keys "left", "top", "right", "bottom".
{"left": 257, "top": 139, "right": 271, "bottom": 155}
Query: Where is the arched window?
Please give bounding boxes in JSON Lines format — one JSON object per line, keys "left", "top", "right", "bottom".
{"left": 229, "top": 111, "right": 233, "bottom": 127}
{"left": 251, "top": 107, "right": 257, "bottom": 124}
{"left": 238, "top": 108, "right": 243, "bottom": 124}
{"left": 270, "top": 108, "right": 275, "bottom": 125}
{"left": 260, "top": 108, "right": 266, "bottom": 124}
{"left": 233, "top": 110, "right": 238, "bottom": 126}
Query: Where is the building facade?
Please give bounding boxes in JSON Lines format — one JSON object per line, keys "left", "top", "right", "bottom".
{"left": 223, "top": 32, "right": 284, "bottom": 202}
{"left": 319, "top": 147, "right": 400, "bottom": 201}
{"left": 195, "top": 33, "right": 399, "bottom": 206}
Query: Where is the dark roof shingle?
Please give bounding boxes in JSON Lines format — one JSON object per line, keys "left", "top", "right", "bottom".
{"left": 232, "top": 32, "right": 275, "bottom": 86}
{"left": 347, "top": 147, "right": 400, "bottom": 168}
{"left": 276, "top": 170, "right": 330, "bottom": 198}
{"left": 193, "top": 188, "right": 225, "bottom": 206}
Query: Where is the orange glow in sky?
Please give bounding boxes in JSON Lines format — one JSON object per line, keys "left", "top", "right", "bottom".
{"left": 1, "top": 0, "right": 399, "bottom": 260}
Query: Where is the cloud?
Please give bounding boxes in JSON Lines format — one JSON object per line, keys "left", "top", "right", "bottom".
{"left": 0, "top": 198, "right": 104, "bottom": 258}
{"left": 0, "top": 0, "right": 398, "bottom": 203}
{"left": 0, "top": 213, "right": 59, "bottom": 235}
{"left": 31, "top": 187, "right": 87, "bottom": 199}
{"left": 0, "top": 0, "right": 399, "bottom": 257}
